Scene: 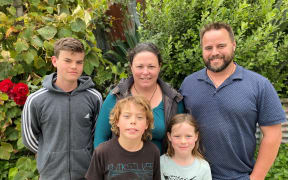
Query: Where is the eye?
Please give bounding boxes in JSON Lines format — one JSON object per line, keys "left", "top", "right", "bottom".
{"left": 64, "top": 59, "right": 71, "bottom": 62}
{"left": 218, "top": 44, "right": 226, "bottom": 48}
{"left": 204, "top": 46, "right": 212, "bottom": 51}
{"left": 136, "top": 65, "right": 143, "bottom": 69}
{"left": 122, "top": 114, "right": 130, "bottom": 119}
{"left": 148, "top": 65, "right": 156, "bottom": 70}
{"left": 77, "top": 61, "right": 84, "bottom": 64}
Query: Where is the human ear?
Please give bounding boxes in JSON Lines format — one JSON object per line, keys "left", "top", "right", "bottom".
{"left": 51, "top": 56, "right": 58, "bottom": 68}
{"left": 167, "top": 132, "right": 172, "bottom": 142}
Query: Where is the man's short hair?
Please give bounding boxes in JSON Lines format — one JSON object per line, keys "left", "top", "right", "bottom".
{"left": 200, "top": 22, "right": 235, "bottom": 45}
{"left": 109, "top": 96, "right": 154, "bottom": 141}
{"left": 54, "top": 37, "right": 84, "bottom": 57}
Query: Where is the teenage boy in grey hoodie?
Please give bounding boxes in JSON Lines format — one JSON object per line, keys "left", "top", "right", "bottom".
{"left": 21, "top": 37, "right": 102, "bottom": 180}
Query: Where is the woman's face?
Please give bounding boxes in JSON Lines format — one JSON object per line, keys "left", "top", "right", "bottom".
{"left": 131, "top": 51, "right": 161, "bottom": 89}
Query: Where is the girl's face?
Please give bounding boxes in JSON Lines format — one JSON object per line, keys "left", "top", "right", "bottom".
{"left": 167, "top": 121, "right": 198, "bottom": 157}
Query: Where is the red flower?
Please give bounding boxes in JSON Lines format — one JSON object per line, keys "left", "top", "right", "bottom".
{"left": 13, "top": 95, "right": 27, "bottom": 106}
{"left": 11, "top": 83, "right": 29, "bottom": 97}
{"left": 0, "top": 79, "right": 14, "bottom": 93}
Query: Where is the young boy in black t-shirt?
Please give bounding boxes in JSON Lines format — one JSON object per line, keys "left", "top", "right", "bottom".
{"left": 86, "top": 96, "right": 160, "bottom": 180}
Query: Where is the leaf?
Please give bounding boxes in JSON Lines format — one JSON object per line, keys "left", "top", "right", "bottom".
{"left": 31, "top": 35, "right": 43, "bottom": 48}
{"left": 86, "top": 52, "right": 99, "bottom": 67}
{"left": 0, "top": 0, "right": 13, "bottom": 6}
{"left": 46, "top": 7, "right": 54, "bottom": 14}
{"left": 30, "top": 0, "right": 40, "bottom": 6}
{"left": 83, "top": 60, "right": 94, "bottom": 75}
{"left": 34, "top": 57, "right": 46, "bottom": 69}
{"left": 23, "top": 49, "right": 37, "bottom": 65}
{"left": 71, "top": 18, "right": 86, "bottom": 32}
{"left": 8, "top": 167, "right": 18, "bottom": 179}
{"left": 22, "top": 27, "right": 34, "bottom": 41}
{"left": 43, "top": 40, "right": 54, "bottom": 52}
{"left": 0, "top": 142, "right": 13, "bottom": 160}
{"left": 37, "top": 26, "right": 57, "bottom": 40}
{"left": 14, "top": 170, "right": 34, "bottom": 180}
{"left": 0, "top": 93, "right": 9, "bottom": 101}
{"left": 17, "top": 137, "right": 25, "bottom": 149}
{"left": 57, "top": 28, "right": 73, "bottom": 38}
{"left": 0, "top": 142, "right": 13, "bottom": 152}
{"left": 16, "top": 157, "right": 32, "bottom": 171}
{"left": 15, "top": 40, "right": 29, "bottom": 53}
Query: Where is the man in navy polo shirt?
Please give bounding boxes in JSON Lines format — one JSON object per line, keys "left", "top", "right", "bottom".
{"left": 180, "top": 22, "right": 286, "bottom": 180}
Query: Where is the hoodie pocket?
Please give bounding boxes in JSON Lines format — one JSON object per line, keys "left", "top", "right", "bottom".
{"left": 70, "top": 147, "right": 92, "bottom": 174}
{"left": 38, "top": 151, "right": 68, "bottom": 175}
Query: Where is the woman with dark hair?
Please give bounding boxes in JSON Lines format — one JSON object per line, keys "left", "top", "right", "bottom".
{"left": 94, "top": 42, "right": 184, "bottom": 154}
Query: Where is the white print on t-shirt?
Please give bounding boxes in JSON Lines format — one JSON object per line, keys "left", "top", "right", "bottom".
{"left": 163, "top": 173, "right": 196, "bottom": 180}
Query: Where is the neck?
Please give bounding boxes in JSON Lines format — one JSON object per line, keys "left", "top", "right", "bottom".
{"left": 133, "top": 83, "right": 158, "bottom": 101}
{"left": 54, "top": 78, "right": 78, "bottom": 92}
{"left": 172, "top": 153, "right": 195, "bottom": 166}
{"left": 118, "top": 137, "right": 143, "bottom": 152}
{"left": 207, "top": 62, "right": 236, "bottom": 88}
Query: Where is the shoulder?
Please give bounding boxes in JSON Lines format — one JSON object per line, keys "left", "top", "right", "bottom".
{"left": 25, "top": 88, "right": 49, "bottom": 106}
{"left": 182, "top": 69, "right": 204, "bottom": 83}
{"left": 158, "top": 79, "right": 183, "bottom": 102}
{"left": 86, "top": 88, "right": 103, "bottom": 102}
{"left": 144, "top": 141, "right": 160, "bottom": 156}
{"left": 160, "top": 154, "right": 170, "bottom": 163}
{"left": 94, "top": 138, "right": 115, "bottom": 155}
{"left": 241, "top": 66, "right": 269, "bottom": 83}
{"left": 196, "top": 158, "right": 211, "bottom": 170}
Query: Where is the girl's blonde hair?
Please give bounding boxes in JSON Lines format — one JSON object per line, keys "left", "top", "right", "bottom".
{"left": 166, "top": 114, "right": 204, "bottom": 159}
{"left": 109, "top": 96, "right": 154, "bottom": 141}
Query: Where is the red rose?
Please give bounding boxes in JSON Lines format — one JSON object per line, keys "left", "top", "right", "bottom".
{"left": 11, "top": 82, "right": 29, "bottom": 96}
{"left": 13, "top": 95, "right": 27, "bottom": 106}
{"left": 0, "top": 79, "right": 14, "bottom": 93}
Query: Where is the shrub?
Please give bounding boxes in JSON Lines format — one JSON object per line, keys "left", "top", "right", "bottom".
{"left": 139, "top": 0, "right": 288, "bottom": 97}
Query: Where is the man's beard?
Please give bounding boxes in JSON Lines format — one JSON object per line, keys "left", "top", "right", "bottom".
{"left": 204, "top": 53, "right": 234, "bottom": 72}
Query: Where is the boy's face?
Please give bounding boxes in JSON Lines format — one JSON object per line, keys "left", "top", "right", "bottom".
{"left": 117, "top": 102, "right": 148, "bottom": 142}
{"left": 52, "top": 50, "right": 85, "bottom": 83}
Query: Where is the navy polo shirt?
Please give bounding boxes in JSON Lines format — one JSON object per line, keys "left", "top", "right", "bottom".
{"left": 180, "top": 64, "right": 286, "bottom": 180}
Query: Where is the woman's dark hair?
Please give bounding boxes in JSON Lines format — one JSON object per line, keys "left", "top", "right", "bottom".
{"left": 127, "top": 42, "right": 163, "bottom": 65}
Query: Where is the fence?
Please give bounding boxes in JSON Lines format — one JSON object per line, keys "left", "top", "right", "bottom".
{"left": 256, "top": 98, "right": 288, "bottom": 144}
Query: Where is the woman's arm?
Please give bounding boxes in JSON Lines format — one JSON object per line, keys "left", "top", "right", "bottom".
{"left": 93, "top": 93, "right": 117, "bottom": 148}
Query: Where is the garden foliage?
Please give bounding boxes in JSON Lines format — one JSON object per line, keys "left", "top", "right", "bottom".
{"left": 0, "top": 0, "right": 122, "bottom": 179}
{"left": 139, "top": 0, "right": 288, "bottom": 97}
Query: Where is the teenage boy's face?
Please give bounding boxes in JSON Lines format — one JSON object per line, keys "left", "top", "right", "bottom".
{"left": 117, "top": 103, "right": 148, "bottom": 142}
{"left": 52, "top": 50, "right": 84, "bottom": 83}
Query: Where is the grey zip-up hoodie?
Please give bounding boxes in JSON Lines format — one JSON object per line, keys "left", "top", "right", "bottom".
{"left": 21, "top": 73, "right": 102, "bottom": 180}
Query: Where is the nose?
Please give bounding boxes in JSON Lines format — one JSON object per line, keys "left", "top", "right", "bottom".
{"left": 142, "top": 67, "right": 149, "bottom": 74}
{"left": 71, "top": 62, "right": 77, "bottom": 69}
{"left": 130, "top": 116, "right": 136, "bottom": 124}
{"left": 211, "top": 47, "right": 220, "bottom": 56}
{"left": 180, "top": 137, "right": 187, "bottom": 144}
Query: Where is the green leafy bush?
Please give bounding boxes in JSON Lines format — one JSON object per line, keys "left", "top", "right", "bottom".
{"left": 0, "top": 0, "right": 124, "bottom": 179}
{"left": 139, "top": 0, "right": 288, "bottom": 97}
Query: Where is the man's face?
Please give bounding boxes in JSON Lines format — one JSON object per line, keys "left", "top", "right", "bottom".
{"left": 201, "top": 28, "right": 236, "bottom": 72}
{"left": 52, "top": 50, "right": 84, "bottom": 83}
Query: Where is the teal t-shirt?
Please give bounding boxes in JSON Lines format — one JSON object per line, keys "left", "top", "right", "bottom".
{"left": 94, "top": 93, "right": 184, "bottom": 154}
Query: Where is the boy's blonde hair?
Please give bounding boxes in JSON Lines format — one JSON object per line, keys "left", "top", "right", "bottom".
{"left": 166, "top": 114, "right": 204, "bottom": 159}
{"left": 109, "top": 96, "right": 154, "bottom": 141}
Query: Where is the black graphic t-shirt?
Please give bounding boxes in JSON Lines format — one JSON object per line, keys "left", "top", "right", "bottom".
{"left": 86, "top": 137, "right": 161, "bottom": 180}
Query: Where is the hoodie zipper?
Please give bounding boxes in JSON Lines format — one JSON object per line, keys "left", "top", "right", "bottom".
{"left": 68, "top": 95, "right": 71, "bottom": 179}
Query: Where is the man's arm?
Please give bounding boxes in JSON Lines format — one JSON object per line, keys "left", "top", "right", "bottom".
{"left": 250, "top": 124, "right": 282, "bottom": 180}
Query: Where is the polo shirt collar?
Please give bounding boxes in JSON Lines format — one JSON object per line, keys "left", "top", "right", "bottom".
{"left": 196, "top": 63, "right": 243, "bottom": 83}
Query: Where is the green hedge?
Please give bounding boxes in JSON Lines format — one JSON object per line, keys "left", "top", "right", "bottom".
{"left": 139, "top": 0, "right": 288, "bottom": 97}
